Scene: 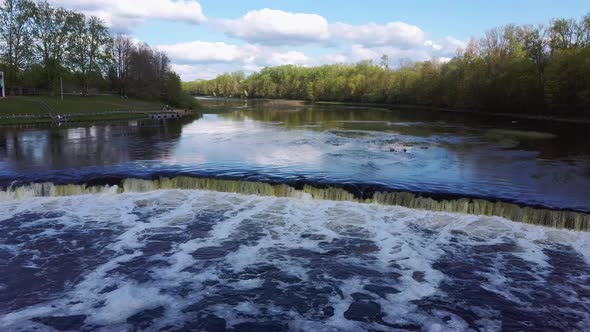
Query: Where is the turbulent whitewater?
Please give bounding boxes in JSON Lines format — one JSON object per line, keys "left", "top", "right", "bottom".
{"left": 1, "top": 190, "right": 589, "bottom": 331}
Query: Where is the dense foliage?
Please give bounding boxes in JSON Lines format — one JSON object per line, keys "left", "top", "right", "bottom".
{"left": 0, "top": 0, "right": 196, "bottom": 108}
{"left": 185, "top": 14, "right": 590, "bottom": 118}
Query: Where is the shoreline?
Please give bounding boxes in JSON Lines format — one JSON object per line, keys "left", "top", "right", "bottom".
{"left": 195, "top": 96, "right": 590, "bottom": 125}
{"left": 0, "top": 109, "right": 201, "bottom": 126}
{"left": 0, "top": 111, "right": 150, "bottom": 125}
{"left": 0, "top": 95, "right": 199, "bottom": 126}
{"left": 317, "top": 101, "right": 590, "bottom": 124}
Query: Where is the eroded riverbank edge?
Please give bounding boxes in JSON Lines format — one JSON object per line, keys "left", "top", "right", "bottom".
{"left": 1, "top": 175, "right": 588, "bottom": 231}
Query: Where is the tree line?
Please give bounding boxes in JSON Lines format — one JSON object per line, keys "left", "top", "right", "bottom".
{"left": 184, "top": 14, "right": 590, "bottom": 118}
{"left": 0, "top": 0, "right": 195, "bottom": 108}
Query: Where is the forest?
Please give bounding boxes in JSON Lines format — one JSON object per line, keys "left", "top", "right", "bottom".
{"left": 0, "top": 0, "right": 195, "bottom": 108}
{"left": 184, "top": 14, "right": 590, "bottom": 118}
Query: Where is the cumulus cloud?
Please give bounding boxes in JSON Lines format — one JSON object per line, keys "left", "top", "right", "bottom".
{"left": 349, "top": 44, "right": 432, "bottom": 63}
{"left": 170, "top": 64, "right": 231, "bottom": 81}
{"left": 266, "top": 51, "right": 310, "bottom": 66}
{"left": 330, "top": 22, "right": 426, "bottom": 48}
{"left": 158, "top": 41, "right": 315, "bottom": 79}
{"left": 48, "top": 0, "right": 206, "bottom": 32}
{"left": 157, "top": 41, "right": 260, "bottom": 64}
{"left": 220, "top": 9, "right": 330, "bottom": 45}
{"left": 437, "top": 57, "right": 453, "bottom": 64}
{"left": 438, "top": 36, "right": 467, "bottom": 54}
{"left": 314, "top": 53, "right": 349, "bottom": 65}
{"left": 219, "top": 8, "right": 430, "bottom": 49}
{"left": 151, "top": 8, "right": 465, "bottom": 80}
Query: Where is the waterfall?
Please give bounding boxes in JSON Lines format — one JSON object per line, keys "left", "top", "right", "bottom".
{"left": 1, "top": 176, "right": 588, "bottom": 231}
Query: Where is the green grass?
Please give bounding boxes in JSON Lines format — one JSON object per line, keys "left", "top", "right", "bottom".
{"left": 0, "top": 97, "right": 43, "bottom": 115}
{"left": 0, "top": 95, "right": 167, "bottom": 124}
{"left": 0, "top": 95, "right": 164, "bottom": 116}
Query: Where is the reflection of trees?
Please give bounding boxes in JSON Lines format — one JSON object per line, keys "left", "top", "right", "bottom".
{"left": 221, "top": 104, "right": 398, "bottom": 131}
{"left": 220, "top": 103, "right": 482, "bottom": 137}
{"left": 221, "top": 103, "right": 590, "bottom": 159}
{"left": 0, "top": 115, "right": 200, "bottom": 171}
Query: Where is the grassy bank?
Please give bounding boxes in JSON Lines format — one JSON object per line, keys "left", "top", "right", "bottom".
{"left": 0, "top": 95, "right": 169, "bottom": 124}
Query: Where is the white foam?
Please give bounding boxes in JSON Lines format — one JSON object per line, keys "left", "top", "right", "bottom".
{"left": 89, "top": 283, "right": 173, "bottom": 324}
{"left": 232, "top": 279, "right": 264, "bottom": 290}
{"left": 1, "top": 189, "right": 589, "bottom": 331}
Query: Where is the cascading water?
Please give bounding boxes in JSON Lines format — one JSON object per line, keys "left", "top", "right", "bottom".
{"left": 1, "top": 189, "right": 589, "bottom": 331}
{"left": 1, "top": 176, "right": 588, "bottom": 231}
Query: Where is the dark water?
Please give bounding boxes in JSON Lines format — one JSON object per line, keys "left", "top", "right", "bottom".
{"left": 1, "top": 100, "right": 590, "bottom": 331}
{"left": 0, "top": 191, "right": 589, "bottom": 331}
{"left": 1, "top": 99, "right": 589, "bottom": 211}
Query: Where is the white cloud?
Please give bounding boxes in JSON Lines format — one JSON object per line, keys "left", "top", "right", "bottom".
{"left": 48, "top": 0, "right": 206, "bottom": 32}
{"left": 220, "top": 8, "right": 330, "bottom": 45}
{"left": 157, "top": 41, "right": 259, "bottom": 63}
{"left": 438, "top": 36, "right": 467, "bottom": 54}
{"left": 160, "top": 41, "right": 315, "bottom": 79}
{"left": 314, "top": 53, "right": 349, "bottom": 65}
{"left": 330, "top": 22, "right": 426, "bottom": 48}
{"left": 349, "top": 44, "right": 432, "bottom": 63}
{"left": 158, "top": 41, "right": 316, "bottom": 68}
{"left": 436, "top": 57, "right": 453, "bottom": 64}
{"left": 219, "top": 9, "right": 430, "bottom": 49}
{"left": 171, "top": 64, "right": 229, "bottom": 81}
{"left": 424, "top": 40, "right": 443, "bottom": 51}
{"left": 266, "top": 51, "right": 310, "bottom": 66}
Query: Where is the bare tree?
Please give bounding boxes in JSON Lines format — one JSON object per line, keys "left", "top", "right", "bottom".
{"left": 110, "top": 34, "right": 133, "bottom": 96}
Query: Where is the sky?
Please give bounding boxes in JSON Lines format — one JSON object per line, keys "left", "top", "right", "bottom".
{"left": 48, "top": 0, "right": 589, "bottom": 81}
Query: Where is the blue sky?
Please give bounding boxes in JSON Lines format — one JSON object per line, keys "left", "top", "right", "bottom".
{"left": 49, "top": 0, "right": 589, "bottom": 80}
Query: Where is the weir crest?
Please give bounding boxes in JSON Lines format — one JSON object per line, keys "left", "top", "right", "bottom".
{"left": 0, "top": 176, "right": 588, "bottom": 231}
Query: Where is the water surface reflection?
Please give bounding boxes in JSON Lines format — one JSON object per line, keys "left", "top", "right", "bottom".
{"left": 0, "top": 101, "right": 589, "bottom": 211}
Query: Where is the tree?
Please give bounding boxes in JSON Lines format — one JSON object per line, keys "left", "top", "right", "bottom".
{"left": 0, "top": 0, "right": 34, "bottom": 85}
{"left": 30, "top": 1, "right": 76, "bottom": 93}
{"left": 0, "top": 0, "right": 189, "bottom": 104}
{"left": 545, "top": 47, "right": 590, "bottom": 115}
{"left": 68, "top": 14, "right": 111, "bottom": 94}
{"left": 110, "top": 34, "right": 133, "bottom": 96}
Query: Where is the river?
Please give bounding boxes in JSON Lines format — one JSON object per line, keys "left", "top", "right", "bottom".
{"left": 0, "top": 100, "right": 589, "bottom": 331}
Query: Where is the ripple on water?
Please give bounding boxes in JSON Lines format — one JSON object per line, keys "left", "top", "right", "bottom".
{"left": 0, "top": 190, "right": 589, "bottom": 331}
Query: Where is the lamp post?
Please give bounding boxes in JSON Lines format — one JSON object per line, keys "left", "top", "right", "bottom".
{"left": 0, "top": 71, "right": 5, "bottom": 98}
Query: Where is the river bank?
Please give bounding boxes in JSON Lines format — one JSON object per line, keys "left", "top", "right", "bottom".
{"left": 194, "top": 96, "right": 590, "bottom": 125}
{"left": 0, "top": 95, "right": 198, "bottom": 125}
